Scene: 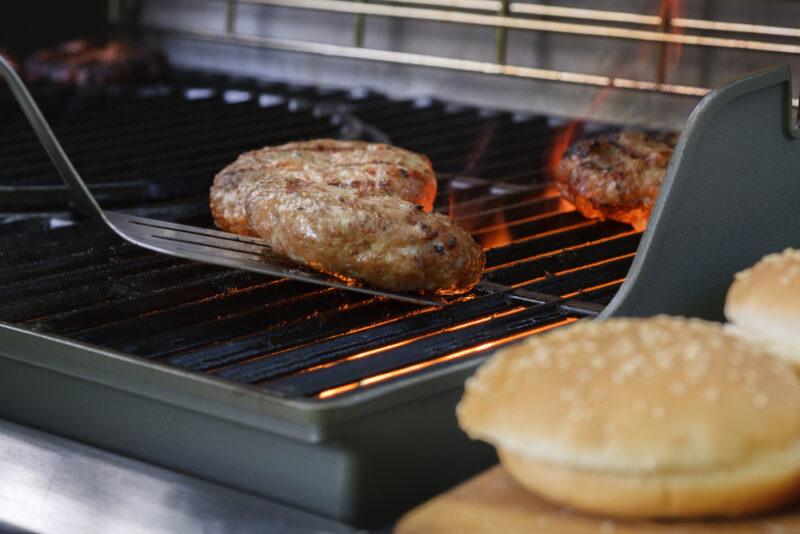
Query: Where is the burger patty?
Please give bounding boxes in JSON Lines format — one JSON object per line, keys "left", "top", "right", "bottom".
{"left": 210, "top": 139, "right": 437, "bottom": 236}
{"left": 246, "top": 176, "right": 485, "bottom": 294}
{"left": 23, "top": 39, "right": 167, "bottom": 87}
{"left": 556, "top": 131, "right": 678, "bottom": 231}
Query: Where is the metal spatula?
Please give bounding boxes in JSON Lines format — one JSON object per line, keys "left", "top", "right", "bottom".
{"left": 0, "top": 56, "right": 446, "bottom": 307}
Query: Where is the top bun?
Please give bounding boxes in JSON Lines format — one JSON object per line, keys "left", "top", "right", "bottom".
{"left": 457, "top": 316, "right": 800, "bottom": 517}
{"left": 725, "top": 248, "right": 800, "bottom": 366}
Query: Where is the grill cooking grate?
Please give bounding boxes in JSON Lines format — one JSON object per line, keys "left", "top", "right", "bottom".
{"left": 0, "top": 73, "right": 639, "bottom": 400}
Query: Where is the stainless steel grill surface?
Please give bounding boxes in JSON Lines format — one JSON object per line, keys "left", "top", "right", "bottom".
{"left": 0, "top": 73, "right": 638, "bottom": 402}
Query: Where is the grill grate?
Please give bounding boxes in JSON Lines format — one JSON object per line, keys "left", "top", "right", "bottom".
{"left": 0, "top": 73, "right": 641, "bottom": 400}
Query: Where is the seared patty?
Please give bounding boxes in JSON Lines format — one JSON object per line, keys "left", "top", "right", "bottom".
{"left": 211, "top": 139, "right": 437, "bottom": 236}
{"left": 246, "top": 176, "right": 485, "bottom": 294}
{"left": 556, "top": 131, "right": 678, "bottom": 231}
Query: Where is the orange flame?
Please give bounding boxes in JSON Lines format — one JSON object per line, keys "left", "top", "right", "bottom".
{"left": 547, "top": 81, "right": 614, "bottom": 183}
{"left": 477, "top": 208, "right": 513, "bottom": 250}
{"left": 448, "top": 181, "right": 513, "bottom": 250}
{"left": 659, "top": 0, "right": 685, "bottom": 82}
{"left": 549, "top": 120, "right": 581, "bottom": 182}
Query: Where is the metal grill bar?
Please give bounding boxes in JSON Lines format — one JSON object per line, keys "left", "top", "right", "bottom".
{"left": 141, "top": 0, "right": 800, "bottom": 109}
{"left": 239, "top": 0, "right": 800, "bottom": 55}
{"left": 214, "top": 291, "right": 514, "bottom": 383}
{"left": 671, "top": 18, "right": 800, "bottom": 39}
{"left": 262, "top": 300, "right": 570, "bottom": 397}
{"left": 150, "top": 25, "right": 711, "bottom": 98}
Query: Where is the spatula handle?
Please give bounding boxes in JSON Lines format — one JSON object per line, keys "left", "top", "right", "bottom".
{"left": 0, "top": 54, "right": 104, "bottom": 219}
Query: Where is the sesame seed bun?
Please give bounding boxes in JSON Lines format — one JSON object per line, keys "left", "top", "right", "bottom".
{"left": 725, "top": 248, "right": 800, "bottom": 367}
{"left": 456, "top": 316, "right": 800, "bottom": 518}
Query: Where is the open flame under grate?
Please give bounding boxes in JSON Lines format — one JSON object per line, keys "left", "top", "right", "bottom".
{"left": 0, "top": 72, "right": 640, "bottom": 401}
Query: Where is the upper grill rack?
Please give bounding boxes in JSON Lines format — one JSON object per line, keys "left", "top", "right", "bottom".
{"left": 138, "top": 0, "right": 800, "bottom": 104}
{"left": 0, "top": 74, "right": 637, "bottom": 400}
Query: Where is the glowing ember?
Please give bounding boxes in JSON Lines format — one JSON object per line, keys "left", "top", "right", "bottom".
{"left": 317, "top": 317, "right": 578, "bottom": 400}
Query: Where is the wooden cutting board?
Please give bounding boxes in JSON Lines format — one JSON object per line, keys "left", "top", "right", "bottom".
{"left": 396, "top": 466, "right": 800, "bottom": 534}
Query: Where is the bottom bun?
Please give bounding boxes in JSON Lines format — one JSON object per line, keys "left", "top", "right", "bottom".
{"left": 499, "top": 445, "right": 800, "bottom": 519}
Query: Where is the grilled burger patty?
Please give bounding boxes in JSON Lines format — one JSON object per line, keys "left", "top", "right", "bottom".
{"left": 210, "top": 139, "right": 437, "bottom": 236}
{"left": 246, "top": 176, "right": 485, "bottom": 294}
{"left": 556, "top": 131, "right": 678, "bottom": 231}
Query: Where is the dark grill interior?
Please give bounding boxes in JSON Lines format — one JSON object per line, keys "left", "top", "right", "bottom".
{"left": 0, "top": 73, "right": 639, "bottom": 400}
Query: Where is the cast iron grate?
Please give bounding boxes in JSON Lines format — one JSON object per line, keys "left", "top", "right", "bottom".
{"left": 0, "top": 72, "right": 640, "bottom": 400}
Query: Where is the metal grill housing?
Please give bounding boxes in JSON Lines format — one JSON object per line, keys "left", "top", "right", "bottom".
{"left": 0, "top": 74, "right": 636, "bottom": 402}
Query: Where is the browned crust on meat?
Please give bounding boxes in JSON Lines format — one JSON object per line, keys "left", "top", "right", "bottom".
{"left": 245, "top": 176, "right": 484, "bottom": 294}
{"left": 210, "top": 139, "right": 437, "bottom": 236}
{"left": 555, "top": 131, "right": 677, "bottom": 231}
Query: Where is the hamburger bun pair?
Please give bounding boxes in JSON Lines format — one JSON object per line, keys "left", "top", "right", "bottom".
{"left": 457, "top": 315, "right": 800, "bottom": 519}
{"left": 725, "top": 248, "right": 800, "bottom": 368}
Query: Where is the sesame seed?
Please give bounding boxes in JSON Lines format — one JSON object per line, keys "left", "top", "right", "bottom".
{"left": 725, "top": 369, "right": 741, "bottom": 384}
{"left": 633, "top": 399, "right": 648, "bottom": 414}
{"left": 568, "top": 408, "right": 589, "bottom": 422}
{"left": 591, "top": 388, "right": 608, "bottom": 401}
{"left": 754, "top": 393, "right": 768, "bottom": 408}
{"left": 650, "top": 405, "right": 666, "bottom": 419}
{"left": 704, "top": 387, "right": 720, "bottom": 402}
{"left": 600, "top": 520, "right": 617, "bottom": 533}
{"left": 589, "top": 356, "right": 606, "bottom": 369}
{"left": 671, "top": 382, "right": 687, "bottom": 396}
{"left": 684, "top": 343, "right": 702, "bottom": 361}
{"left": 656, "top": 356, "right": 673, "bottom": 370}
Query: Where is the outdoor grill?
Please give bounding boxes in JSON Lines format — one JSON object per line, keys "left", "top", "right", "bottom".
{"left": 2, "top": 0, "right": 800, "bottom": 529}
